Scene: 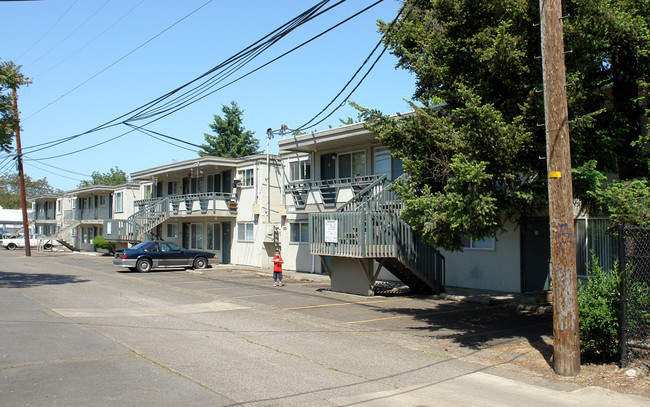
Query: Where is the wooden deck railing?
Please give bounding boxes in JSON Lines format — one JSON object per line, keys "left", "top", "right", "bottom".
{"left": 309, "top": 211, "right": 444, "bottom": 292}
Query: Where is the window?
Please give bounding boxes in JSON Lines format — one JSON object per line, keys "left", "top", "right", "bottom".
{"left": 190, "top": 223, "right": 203, "bottom": 249}
{"left": 290, "top": 222, "right": 309, "bottom": 243}
{"left": 238, "top": 168, "right": 254, "bottom": 187}
{"left": 72, "top": 198, "right": 77, "bottom": 209}
{"left": 114, "top": 192, "right": 123, "bottom": 212}
{"left": 167, "top": 181, "right": 178, "bottom": 195}
{"left": 338, "top": 151, "right": 366, "bottom": 178}
{"left": 100, "top": 195, "right": 106, "bottom": 206}
{"left": 207, "top": 174, "right": 222, "bottom": 193}
{"left": 167, "top": 223, "right": 178, "bottom": 238}
{"left": 207, "top": 223, "right": 221, "bottom": 250}
{"left": 144, "top": 184, "right": 152, "bottom": 199}
{"left": 461, "top": 235, "right": 495, "bottom": 250}
{"left": 56, "top": 199, "right": 62, "bottom": 214}
{"left": 374, "top": 147, "right": 404, "bottom": 180}
{"left": 289, "top": 160, "right": 311, "bottom": 181}
{"left": 237, "top": 222, "right": 254, "bottom": 241}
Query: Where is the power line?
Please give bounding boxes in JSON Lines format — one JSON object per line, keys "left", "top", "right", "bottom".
{"left": 22, "top": 0, "right": 338, "bottom": 154}
{"left": 126, "top": 125, "right": 200, "bottom": 153}
{"left": 32, "top": 0, "right": 147, "bottom": 79}
{"left": 22, "top": 0, "right": 216, "bottom": 122}
{"left": 16, "top": 0, "right": 81, "bottom": 61}
{"left": 23, "top": 157, "right": 92, "bottom": 177}
{"left": 27, "top": 0, "right": 112, "bottom": 69}
{"left": 23, "top": 160, "right": 85, "bottom": 183}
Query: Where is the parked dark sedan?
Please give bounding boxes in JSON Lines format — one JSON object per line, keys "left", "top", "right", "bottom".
{"left": 113, "top": 241, "right": 217, "bottom": 272}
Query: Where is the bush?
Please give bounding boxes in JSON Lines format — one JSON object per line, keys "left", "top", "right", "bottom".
{"left": 577, "top": 255, "right": 620, "bottom": 360}
{"left": 92, "top": 235, "right": 116, "bottom": 254}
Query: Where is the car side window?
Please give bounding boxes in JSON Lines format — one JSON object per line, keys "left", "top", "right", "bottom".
{"left": 161, "top": 243, "right": 172, "bottom": 252}
{"left": 146, "top": 242, "right": 158, "bottom": 252}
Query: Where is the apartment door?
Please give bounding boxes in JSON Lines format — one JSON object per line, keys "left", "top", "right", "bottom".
{"left": 182, "top": 223, "right": 190, "bottom": 249}
{"left": 223, "top": 170, "right": 232, "bottom": 194}
{"left": 221, "top": 222, "right": 231, "bottom": 264}
{"left": 522, "top": 218, "right": 551, "bottom": 292}
{"left": 321, "top": 154, "right": 336, "bottom": 180}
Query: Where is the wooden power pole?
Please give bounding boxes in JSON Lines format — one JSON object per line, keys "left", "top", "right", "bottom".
{"left": 539, "top": 0, "right": 580, "bottom": 376}
{"left": 12, "top": 87, "right": 31, "bottom": 257}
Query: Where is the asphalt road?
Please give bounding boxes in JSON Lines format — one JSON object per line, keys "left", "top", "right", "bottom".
{"left": 1, "top": 250, "right": 647, "bottom": 406}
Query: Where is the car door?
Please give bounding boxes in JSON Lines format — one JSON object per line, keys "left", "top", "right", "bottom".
{"left": 142, "top": 242, "right": 163, "bottom": 268}
{"left": 160, "top": 242, "right": 187, "bottom": 267}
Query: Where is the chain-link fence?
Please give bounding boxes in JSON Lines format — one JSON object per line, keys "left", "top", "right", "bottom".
{"left": 619, "top": 225, "right": 650, "bottom": 366}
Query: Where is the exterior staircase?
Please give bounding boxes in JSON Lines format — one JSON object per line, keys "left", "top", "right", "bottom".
{"left": 105, "top": 197, "right": 171, "bottom": 243}
{"left": 55, "top": 221, "right": 80, "bottom": 250}
{"left": 310, "top": 177, "right": 445, "bottom": 294}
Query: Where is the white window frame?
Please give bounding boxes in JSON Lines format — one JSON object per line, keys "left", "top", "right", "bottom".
{"left": 114, "top": 192, "right": 123, "bottom": 213}
{"left": 238, "top": 168, "right": 254, "bottom": 187}
{"left": 190, "top": 223, "right": 203, "bottom": 250}
{"left": 289, "top": 159, "right": 311, "bottom": 182}
{"left": 290, "top": 222, "right": 309, "bottom": 243}
{"left": 461, "top": 235, "right": 495, "bottom": 250}
{"left": 166, "top": 223, "right": 178, "bottom": 238}
{"left": 56, "top": 199, "right": 62, "bottom": 214}
{"left": 206, "top": 223, "right": 222, "bottom": 251}
{"left": 338, "top": 150, "right": 367, "bottom": 179}
{"left": 237, "top": 222, "right": 254, "bottom": 242}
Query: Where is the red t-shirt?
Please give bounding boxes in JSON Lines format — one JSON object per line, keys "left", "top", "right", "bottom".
{"left": 272, "top": 256, "right": 283, "bottom": 272}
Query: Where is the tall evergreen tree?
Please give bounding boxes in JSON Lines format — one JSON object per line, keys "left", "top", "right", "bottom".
{"left": 359, "top": 0, "right": 650, "bottom": 251}
{"left": 199, "top": 101, "right": 260, "bottom": 158}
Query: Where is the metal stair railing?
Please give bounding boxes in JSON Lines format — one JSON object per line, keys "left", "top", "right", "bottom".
{"left": 336, "top": 174, "right": 388, "bottom": 213}
{"left": 128, "top": 196, "right": 172, "bottom": 241}
{"left": 54, "top": 221, "right": 80, "bottom": 250}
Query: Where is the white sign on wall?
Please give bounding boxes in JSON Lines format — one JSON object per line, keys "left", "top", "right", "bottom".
{"left": 324, "top": 219, "right": 338, "bottom": 243}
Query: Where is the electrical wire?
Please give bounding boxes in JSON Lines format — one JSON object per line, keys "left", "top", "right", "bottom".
{"left": 22, "top": 0, "right": 337, "bottom": 154}
{"left": 126, "top": 125, "right": 200, "bottom": 153}
{"left": 32, "top": 0, "right": 147, "bottom": 80}
{"left": 294, "top": 6, "right": 405, "bottom": 132}
{"left": 22, "top": 157, "right": 92, "bottom": 177}
{"left": 22, "top": 0, "right": 215, "bottom": 123}
{"left": 16, "top": 0, "right": 81, "bottom": 61}
{"left": 23, "top": 160, "right": 85, "bottom": 183}
{"left": 27, "top": 0, "right": 112, "bottom": 69}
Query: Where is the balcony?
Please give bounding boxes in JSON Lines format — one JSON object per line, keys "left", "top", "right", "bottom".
{"left": 134, "top": 192, "right": 236, "bottom": 216}
{"left": 34, "top": 209, "right": 57, "bottom": 221}
{"left": 285, "top": 174, "right": 384, "bottom": 210}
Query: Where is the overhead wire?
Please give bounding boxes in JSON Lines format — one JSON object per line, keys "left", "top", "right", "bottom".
{"left": 32, "top": 0, "right": 147, "bottom": 80}
{"left": 16, "top": 0, "right": 81, "bottom": 61}
{"left": 22, "top": 158, "right": 92, "bottom": 177}
{"left": 125, "top": 124, "right": 201, "bottom": 153}
{"left": 22, "top": 0, "right": 216, "bottom": 123}
{"left": 21, "top": 0, "right": 333, "bottom": 154}
{"left": 27, "top": 0, "right": 112, "bottom": 68}
{"left": 293, "top": 6, "right": 406, "bottom": 132}
{"left": 23, "top": 160, "right": 85, "bottom": 183}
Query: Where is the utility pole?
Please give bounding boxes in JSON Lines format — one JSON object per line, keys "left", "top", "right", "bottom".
{"left": 539, "top": 0, "right": 580, "bottom": 376}
{"left": 12, "top": 86, "right": 31, "bottom": 257}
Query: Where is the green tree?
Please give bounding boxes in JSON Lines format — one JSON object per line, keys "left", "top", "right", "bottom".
{"left": 358, "top": 0, "right": 650, "bottom": 251}
{"left": 1, "top": 60, "right": 31, "bottom": 153}
{"left": 77, "top": 166, "right": 130, "bottom": 188}
{"left": 199, "top": 101, "right": 260, "bottom": 158}
{"left": 0, "top": 172, "right": 60, "bottom": 209}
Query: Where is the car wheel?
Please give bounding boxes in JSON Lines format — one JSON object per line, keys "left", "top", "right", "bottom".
{"left": 43, "top": 243, "right": 53, "bottom": 250}
{"left": 136, "top": 258, "right": 152, "bottom": 273}
{"left": 193, "top": 257, "right": 207, "bottom": 269}
{"left": 7, "top": 243, "right": 17, "bottom": 250}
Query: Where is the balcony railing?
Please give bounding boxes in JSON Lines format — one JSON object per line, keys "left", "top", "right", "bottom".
{"left": 286, "top": 174, "right": 384, "bottom": 209}
{"left": 134, "top": 192, "right": 234, "bottom": 214}
{"left": 34, "top": 209, "right": 56, "bottom": 221}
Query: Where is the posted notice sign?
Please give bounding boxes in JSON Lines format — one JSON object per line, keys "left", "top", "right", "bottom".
{"left": 324, "top": 219, "right": 338, "bottom": 243}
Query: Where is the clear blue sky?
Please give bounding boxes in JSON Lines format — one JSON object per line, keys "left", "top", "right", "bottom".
{"left": 2, "top": 0, "right": 415, "bottom": 191}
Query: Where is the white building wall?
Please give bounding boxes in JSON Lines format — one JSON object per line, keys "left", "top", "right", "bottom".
{"left": 441, "top": 221, "right": 521, "bottom": 292}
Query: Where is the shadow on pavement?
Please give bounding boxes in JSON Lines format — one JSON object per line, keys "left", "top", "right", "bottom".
{"left": 0, "top": 271, "right": 90, "bottom": 288}
{"left": 374, "top": 299, "right": 553, "bottom": 363}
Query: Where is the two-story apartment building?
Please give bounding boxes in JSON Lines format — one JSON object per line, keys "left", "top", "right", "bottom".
{"left": 103, "top": 154, "right": 283, "bottom": 269}
{"left": 31, "top": 183, "right": 142, "bottom": 251}
{"left": 277, "top": 120, "right": 618, "bottom": 295}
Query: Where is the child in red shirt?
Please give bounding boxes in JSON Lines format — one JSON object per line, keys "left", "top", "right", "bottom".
{"left": 272, "top": 250, "right": 284, "bottom": 286}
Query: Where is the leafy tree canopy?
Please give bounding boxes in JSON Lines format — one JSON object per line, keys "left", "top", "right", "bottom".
{"left": 199, "top": 101, "right": 260, "bottom": 158}
{"left": 77, "top": 166, "right": 130, "bottom": 188}
{"left": 359, "top": 0, "right": 650, "bottom": 251}
{"left": 0, "top": 172, "right": 60, "bottom": 209}
{"left": 0, "top": 60, "right": 31, "bottom": 153}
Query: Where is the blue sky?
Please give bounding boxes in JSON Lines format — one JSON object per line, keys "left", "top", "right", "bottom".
{"left": 2, "top": 0, "right": 415, "bottom": 191}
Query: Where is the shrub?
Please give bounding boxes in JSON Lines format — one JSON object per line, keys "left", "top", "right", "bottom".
{"left": 577, "top": 255, "right": 620, "bottom": 360}
{"left": 92, "top": 235, "right": 116, "bottom": 254}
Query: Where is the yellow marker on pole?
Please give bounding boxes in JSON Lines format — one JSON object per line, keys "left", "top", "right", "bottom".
{"left": 548, "top": 171, "right": 562, "bottom": 179}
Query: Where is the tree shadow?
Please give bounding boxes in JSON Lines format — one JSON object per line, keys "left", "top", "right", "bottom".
{"left": 0, "top": 271, "right": 91, "bottom": 288}
{"left": 373, "top": 298, "right": 554, "bottom": 367}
